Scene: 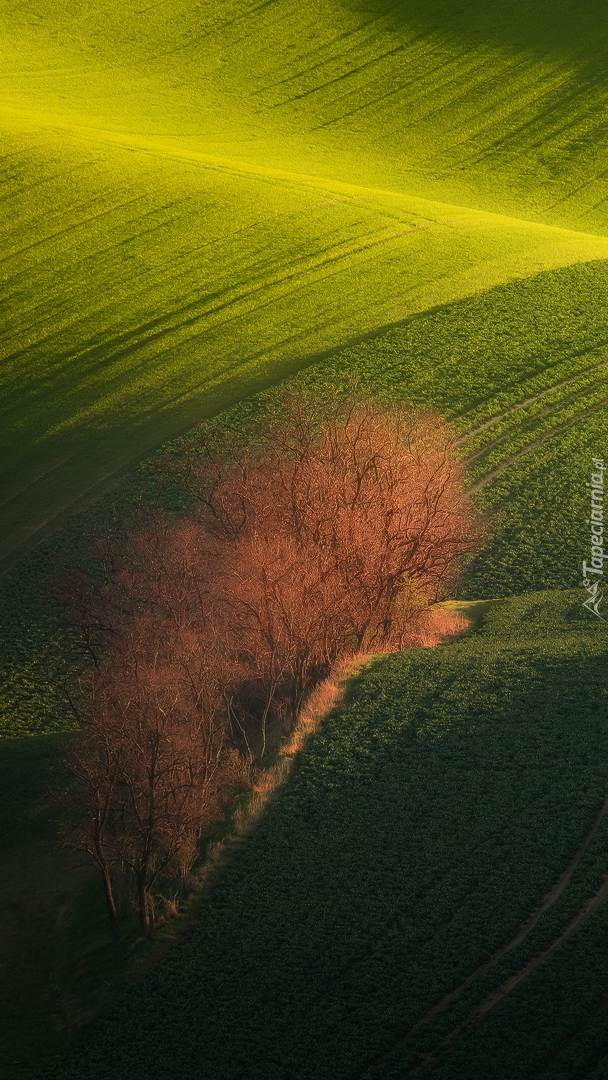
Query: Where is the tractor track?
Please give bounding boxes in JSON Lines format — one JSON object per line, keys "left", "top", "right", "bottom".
{"left": 454, "top": 357, "right": 608, "bottom": 445}
{"left": 408, "top": 872, "right": 608, "bottom": 1076}
{"left": 360, "top": 787, "right": 608, "bottom": 1079}
{"left": 466, "top": 395, "right": 608, "bottom": 492}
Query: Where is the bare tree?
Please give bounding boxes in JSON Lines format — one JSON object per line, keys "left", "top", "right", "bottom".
{"left": 59, "top": 715, "right": 124, "bottom": 941}
{"left": 61, "top": 612, "right": 245, "bottom": 939}
{"left": 192, "top": 392, "right": 486, "bottom": 730}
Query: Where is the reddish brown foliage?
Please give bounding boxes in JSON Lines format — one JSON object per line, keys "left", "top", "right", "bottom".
{"left": 196, "top": 394, "right": 485, "bottom": 730}
{"left": 57, "top": 391, "right": 485, "bottom": 938}
{"left": 62, "top": 611, "right": 245, "bottom": 939}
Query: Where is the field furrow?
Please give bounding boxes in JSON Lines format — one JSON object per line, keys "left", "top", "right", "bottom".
{"left": 3, "top": 6, "right": 608, "bottom": 1075}
{"left": 407, "top": 876, "right": 608, "bottom": 1076}
{"left": 2, "top": 0, "right": 608, "bottom": 568}
{"left": 462, "top": 381, "right": 608, "bottom": 464}
{"left": 467, "top": 395, "right": 608, "bottom": 492}
{"left": 454, "top": 357, "right": 608, "bottom": 442}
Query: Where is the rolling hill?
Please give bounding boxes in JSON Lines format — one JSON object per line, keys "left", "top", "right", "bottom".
{"left": 3, "top": 0, "right": 608, "bottom": 569}
{"left": 38, "top": 592, "right": 608, "bottom": 1080}
{"left": 2, "top": 2, "right": 608, "bottom": 1078}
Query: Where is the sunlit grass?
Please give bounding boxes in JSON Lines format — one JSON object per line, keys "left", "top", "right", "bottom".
{"left": 3, "top": 125, "right": 608, "bottom": 568}
{"left": 3, "top": 0, "right": 608, "bottom": 228}
{"left": 3, "top": 0, "right": 608, "bottom": 568}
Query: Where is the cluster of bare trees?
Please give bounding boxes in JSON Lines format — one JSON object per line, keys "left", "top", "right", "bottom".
{"left": 55, "top": 391, "right": 485, "bottom": 940}
{"left": 61, "top": 615, "right": 244, "bottom": 940}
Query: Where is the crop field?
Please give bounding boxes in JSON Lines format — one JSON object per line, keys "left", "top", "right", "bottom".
{"left": 3, "top": 0, "right": 608, "bottom": 1077}
{"left": 255, "top": 256, "right": 608, "bottom": 597}
{"left": 35, "top": 591, "right": 608, "bottom": 1080}
{"left": 3, "top": 0, "right": 608, "bottom": 570}
{"left": 3, "top": 126, "right": 606, "bottom": 572}
{"left": 2, "top": 255, "right": 607, "bottom": 733}
{"left": 4, "top": 0, "right": 608, "bottom": 230}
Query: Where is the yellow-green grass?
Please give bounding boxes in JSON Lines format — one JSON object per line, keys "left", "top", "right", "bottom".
{"left": 4, "top": 0, "right": 608, "bottom": 231}
{"left": 4, "top": 123, "right": 608, "bottom": 571}
{"left": 4, "top": 5, "right": 608, "bottom": 1074}
{"left": 4, "top": 0, "right": 608, "bottom": 570}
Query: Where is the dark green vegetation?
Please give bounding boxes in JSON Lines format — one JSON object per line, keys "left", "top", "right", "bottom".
{"left": 0, "top": 731, "right": 246, "bottom": 1080}
{"left": 0, "top": 735, "right": 128, "bottom": 1080}
{"left": 36, "top": 592, "right": 608, "bottom": 1080}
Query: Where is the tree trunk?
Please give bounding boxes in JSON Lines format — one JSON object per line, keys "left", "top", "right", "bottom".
{"left": 99, "top": 862, "right": 121, "bottom": 942}
{"left": 137, "top": 876, "right": 155, "bottom": 939}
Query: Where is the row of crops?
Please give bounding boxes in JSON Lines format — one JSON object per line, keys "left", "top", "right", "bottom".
{"left": 41, "top": 591, "right": 608, "bottom": 1079}
{"left": 395, "top": 874, "right": 608, "bottom": 1080}
{"left": 372, "top": 807, "right": 608, "bottom": 1078}
{"left": 8, "top": 122, "right": 600, "bottom": 575}
{"left": 6, "top": 0, "right": 608, "bottom": 577}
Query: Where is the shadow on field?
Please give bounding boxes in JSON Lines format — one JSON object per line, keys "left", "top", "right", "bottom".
{"left": 343, "top": 0, "right": 608, "bottom": 60}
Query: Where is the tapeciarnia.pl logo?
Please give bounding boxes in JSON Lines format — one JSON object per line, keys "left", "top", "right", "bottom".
{"left": 582, "top": 457, "right": 606, "bottom": 619}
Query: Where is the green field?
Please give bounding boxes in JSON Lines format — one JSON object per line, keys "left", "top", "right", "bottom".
{"left": 4, "top": 0, "right": 608, "bottom": 229}
{"left": 3, "top": 256, "right": 607, "bottom": 740}
{"left": 33, "top": 592, "right": 608, "bottom": 1080}
{"left": 3, "top": 0, "right": 608, "bottom": 568}
{"left": 276, "top": 257, "right": 608, "bottom": 596}
{"left": 3, "top": 0, "right": 608, "bottom": 1076}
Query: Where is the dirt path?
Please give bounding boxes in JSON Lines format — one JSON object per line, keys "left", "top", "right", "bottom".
{"left": 360, "top": 787, "right": 608, "bottom": 1079}
{"left": 460, "top": 375, "right": 608, "bottom": 463}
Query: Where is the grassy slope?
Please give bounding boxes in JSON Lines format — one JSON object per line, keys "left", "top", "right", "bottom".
{"left": 285, "top": 258, "right": 608, "bottom": 597}
{"left": 6, "top": 139, "right": 603, "bottom": 572}
{"left": 3, "top": 0, "right": 608, "bottom": 568}
{"left": 3, "top": 2, "right": 608, "bottom": 1075}
{"left": 3, "top": 257, "right": 607, "bottom": 740}
{"left": 4, "top": 0, "right": 608, "bottom": 230}
{"left": 36, "top": 591, "right": 608, "bottom": 1080}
